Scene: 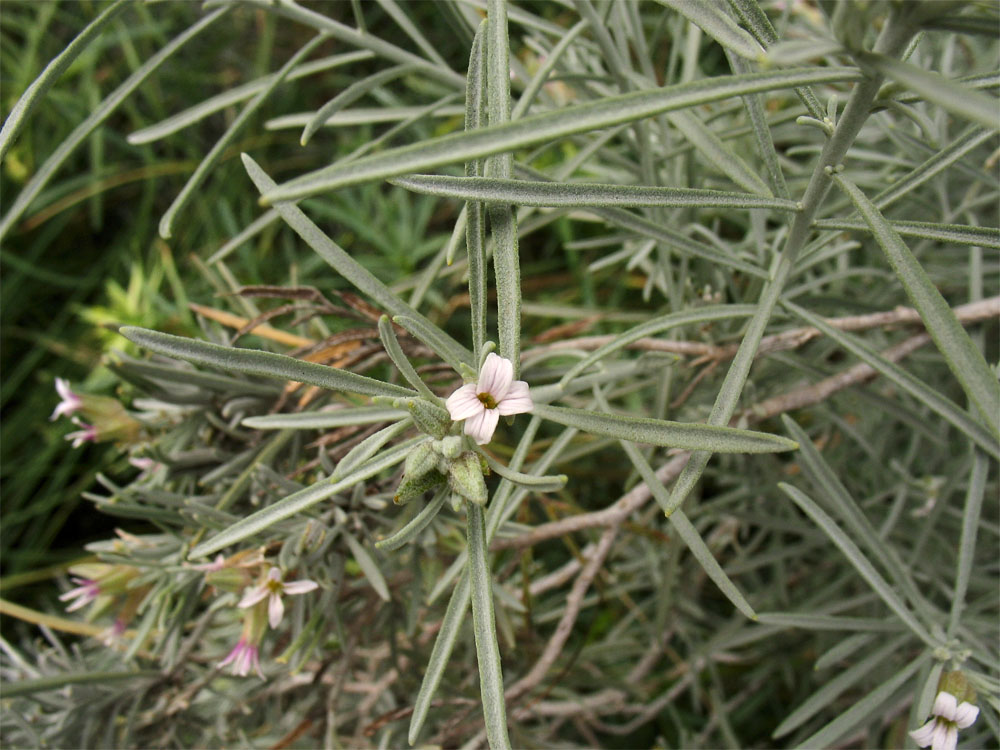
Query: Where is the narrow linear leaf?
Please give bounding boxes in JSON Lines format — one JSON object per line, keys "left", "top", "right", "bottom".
{"left": 831, "top": 174, "right": 1000, "bottom": 434}
{"left": 409, "top": 574, "right": 472, "bottom": 745}
{"left": 190, "top": 439, "right": 418, "bottom": 558}
{"left": 796, "top": 655, "right": 929, "bottom": 750}
{"left": 301, "top": 63, "right": 425, "bottom": 146}
{"left": 858, "top": 50, "right": 1000, "bottom": 130}
{"left": 377, "top": 316, "right": 439, "bottom": 402}
{"left": 342, "top": 532, "right": 391, "bottom": 602}
{"left": 467, "top": 502, "right": 512, "bottom": 750}
{"left": 559, "top": 305, "right": 757, "bottom": 387}
{"left": 466, "top": 21, "right": 489, "bottom": 361}
{"left": 872, "top": 126, "right": 993, "bottom": 210}
{"left": 948, "top": 450, "right": 990, "bottom": 636}
{"left": 207, "top": 209, "right": 280, "bottom": 265}
{"left": 782, "top": 301, "right": 999, "bottom": 459}
{"left": 532, "top": 403, "right": 798, "bottom": 453}
{"left": 774, "top": 635, "right": 911, "bottom": 738}
{"left": 391, "top": 175, "right": 799, "bottom": 210}
{"left": 779, "top": 483, "right": 936, "bottom": 647}
{"left": 668, "top": 109, "right": 773, "bottom": 197}
{"left": 127, "top": 52, "right": 373, "bottom": 145}
{"left": 376, "top": 488, "right": 448, "bottom": 552}
{"left": 0, "top": 0, "right": 133, "bottom": 161}
{"left": 159, "top": 33, "right": 327, "bottom": 239}
{"left": 515, "top": 164, "right": 770, "bottom": 278}
{"left": 120, "top": 326, "right": 415, "bottom": 400}
{"left": 619, "top": 439, "right": 756, "bottom": 618}
{"left": 266, "top": 105, "right": 465, "bottom": 130}
{"left": 260, "top": 67, "right": 862, "bottom": 202}
{"left": 240, "top": 154, "right": 473, "bottom": 369}
{"left": 661, "top": 0, "right": 765, "bottom": 60}
{"left": 242, "top": 406, "right": 409, "bottom": 430}
{"left": 2, "top": 671, "right": 160, "bottom": 698}
{"left": 756, "top": 613, "right": 902, "bottom": 631}
{"left": 332, "top": 419, "right": 413, "bottom": 480}
{"left": 480, "top": 453, "right": 566, "bottom": 492}
{"left": 813, "top": 217, "right": 1000, "bottom": 250}
{"left": 0, "top": 6, "right": 230, "bottom": 242}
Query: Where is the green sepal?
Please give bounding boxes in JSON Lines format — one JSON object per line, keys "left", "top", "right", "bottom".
{"left": 394, "top": 469, "right": 447, "bottom": 505}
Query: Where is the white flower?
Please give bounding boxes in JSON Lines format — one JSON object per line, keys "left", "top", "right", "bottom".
{"left": 51, "top": 378, "right": 82, "bottom": 421}
{"left": 238, "top": 567, "right": 319, "bottom": 629}
{"left": 445, "top": 353, "right": 533, "bottom": 445}
{"left": 910, "top": 691, "right": 979, "bottom": 750}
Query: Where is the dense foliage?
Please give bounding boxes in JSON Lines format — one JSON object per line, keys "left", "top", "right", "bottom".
{"left": 2, "top": 1, "right": 998, "bottom": 748}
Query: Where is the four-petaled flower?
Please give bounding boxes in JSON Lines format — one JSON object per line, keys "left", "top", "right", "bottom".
{"left": 910, "top": 690, "right": 979, "bottom": 750}
{"left": 445, "top": 353, "right": 533, "bottom": 445}
{"left": 218, "top": 637, "right": 264, "bottom": 679}
{"left": 238, "top": 567, "right": 319, "bottom": 629}
{"left": 51, "top": 378, "right": 83, "bottom": 421}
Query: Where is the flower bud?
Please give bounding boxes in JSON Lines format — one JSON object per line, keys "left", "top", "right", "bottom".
{"left": 401, "top": 398, "right": 451, "bottom": 439}
{"left": 394, "top": 469, "right": 446, "bottom": 505}
{"left": 447, "top": 451, "right": 488, "bottom": 506}
{"left": 403, "top": 440, "right": 437, "bottom": 481}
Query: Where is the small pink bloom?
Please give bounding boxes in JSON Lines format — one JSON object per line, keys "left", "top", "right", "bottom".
{"left": 65, "top": 418, "right": 98, "bottom": 448}
{"left": 445, "top": 353, "right": 533, "bottom": 445}
{"left": 910, "top": 690, "right": 979, "bottom": 750}
{"left": 51, "top": 378, "right": 83, "bottom": 421}
{"left": 191, "top": 554, "right": 226, "bottom": 573}
{"left": 239, "top": 567, "right": 319, "bottom": 629}
{"left": 218, "top": 637, "right": 264, "bottom": 679}
{"left": 59, "top": 577, "right": 100, "bottom": 612}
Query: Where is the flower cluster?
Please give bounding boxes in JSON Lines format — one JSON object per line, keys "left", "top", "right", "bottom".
{"left": 50, "top": 378, "right": 142, "bottom": 448}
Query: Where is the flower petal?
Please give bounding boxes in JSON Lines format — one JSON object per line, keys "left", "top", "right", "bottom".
{"left": 477, "top": 353, "right": 514, "bottom": 401}
{"left": 283, "top": 580, "right": 319, "bottom": 596}
{"left": 496, "top": 380, "right": 533, "bottom": 415}
{"left": 268, "top": 593, "right": 284, "bottom": 629}
{"left": 238, "top": 586, "right": 269, "bottom": 609}
{"left": 934, "top": 723, "right": 958, "bottom": 750}
{"left": 933, "top": 692, "right": 959, "bottom": 722}
{"left": 954, "top": 701, "right": 979, "bottom": 729}
{"left": 910, "top": 719, "right": 938, "bottom": 748}
{"left": 464, "top": 408, "right": 500, "bottom": 445}
{"left": 446, "top": 383, "right": 484, "bottom": 421}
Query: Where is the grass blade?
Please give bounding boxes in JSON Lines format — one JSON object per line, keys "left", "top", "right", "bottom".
{"left": 159, "top": 33, "right": 327, "bottom": 239}
{"left": 0, "top": 0, "right": 133, "bottom": 161}
{"left": 0, "top": 6, "right": 230, "bottom": 242}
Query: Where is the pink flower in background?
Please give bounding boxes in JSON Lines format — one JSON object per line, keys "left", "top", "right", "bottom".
{"left": 64, "top": 418, "right": 98, "bottom": 448}
{"left": 238, "top": 567, "right": 319, "bottom": 629}
{"left": 910, "top": 691, "right": 979, "bottom": 750}
{"left": 445, "top": 353, "right": 533, "bottom": 445}
{"left": 218, "top": 637, "right": 264, "bottom": 679}
{"left": 50, "top": 378, "right": 82, "bottom": 421}
{"left": 59, "top": 577, "right": 100, "bottom": 612}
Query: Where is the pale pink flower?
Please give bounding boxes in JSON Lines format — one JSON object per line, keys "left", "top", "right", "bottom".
{"left": 51, "top": 378, "right": 83, "bottom": 421}
{"left": 445, "top": 353, "right": 533, "bottom": 445}
{"left": 65, "top": 418, "right": 97, "bottom": 448}
{"left": 58, "top": 577, "right": 100, "bottom": 612}
{"left": 218, "top": 637, "right": 264, "bottom": 678}
{"left": 238, "top": 567, "right": 319, "bottom": 629}
{"left": 910, "top": 691, "right": 979, "bottom": 750}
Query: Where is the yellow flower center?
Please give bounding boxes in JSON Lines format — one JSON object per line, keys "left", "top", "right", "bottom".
{"left": 477, "top": 392, "right": 497, "bottom": 410}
